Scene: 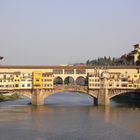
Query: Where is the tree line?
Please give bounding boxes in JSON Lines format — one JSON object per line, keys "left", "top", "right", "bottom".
{"left": 86, "top": 55, "right": 136, "bottom": 66}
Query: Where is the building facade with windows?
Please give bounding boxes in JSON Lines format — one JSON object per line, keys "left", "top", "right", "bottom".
{"left": 20, "top": 73, "right": 32, "bottom": 89}
{"left": 0, "top": 72, "right": 14, "bottom": 89}
{"left": 32, "top": 71, "right": 54, "bottom": 89}
{"left": 42, "top": 72, "right": 54, "bottom": 89}
{"left": 32, "top": 71, "right": 43, "bottom": 89}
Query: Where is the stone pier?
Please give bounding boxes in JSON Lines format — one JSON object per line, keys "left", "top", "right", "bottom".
{"left": 93, "top": 97, "right": 98, "bottom": 106}
{"left": 97, "top": 88, "right": 110, "bottom": 105}
{"left": 31, "top": 89, "right": 45, "bottom": 105}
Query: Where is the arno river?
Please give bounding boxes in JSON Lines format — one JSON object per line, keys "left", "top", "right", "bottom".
{"left": 0, "top": 92, "right": 140, "bottom": 140}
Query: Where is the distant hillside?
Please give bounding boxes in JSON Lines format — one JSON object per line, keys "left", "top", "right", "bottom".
{"left": 86, "top": 56, "right": 117, "bottom": 66}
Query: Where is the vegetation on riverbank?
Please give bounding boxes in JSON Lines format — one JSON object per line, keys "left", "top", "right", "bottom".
{"left": 0, "top": 94, "right": 20, "bottom": 102}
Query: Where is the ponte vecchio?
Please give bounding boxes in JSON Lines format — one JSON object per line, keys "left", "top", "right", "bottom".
{"left": 0, "top": 65, "right": 140, "bottom": 105}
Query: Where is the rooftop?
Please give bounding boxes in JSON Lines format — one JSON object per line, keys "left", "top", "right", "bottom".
{"left": 0, "top": 65, "right": 139, "bottom": 69}
{"left": 134, "top": 43, "right": 140, "bottom": 49}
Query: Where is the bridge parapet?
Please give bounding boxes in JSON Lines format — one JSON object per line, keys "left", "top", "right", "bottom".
{"left": 54, "top": 85, "right": 88, "bottom": 93}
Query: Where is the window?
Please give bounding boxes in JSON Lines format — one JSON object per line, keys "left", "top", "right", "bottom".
{"left": 53, "top": 69, "right": 63, "bottom": 74}
{"left": 64, "top": 69, "right": 74, "bottom": 74}
{"left": 27, "top": 84, "right": 31, "bottom": 87}
{"left": 34, "top": 84, "right": 41, "bottom": 87}
{"left": 3, "top": 75, "right": 6, "bottom": 79}
{"left": 76, "top": 69, "right": 86, "bottom": 74}
{"left": 121, "top": 84, "right": 127, "bottom": 87}
{"left": 15, "top": 84, "right": 19, "bottom": 87}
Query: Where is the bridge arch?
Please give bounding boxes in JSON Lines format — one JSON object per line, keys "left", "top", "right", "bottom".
{"left": 43, "top": 85, "right": 98, "bottom": 101}
{"left": 16, "top": 90, "right": 32, "bottom": 100}
{"left": 54, "top": 76, "right": 63, "bottom": 85}
{"left": 44, "top": 90, "right": 97, "bottom": 103}
{"left": 109, "top": 90, "right": 139, "bottom": 99}
{"left": 18, "top": 94, "right": 32, "bottom": 101}
{"left": 76, "top": 76, "right": 87, "bottom": 86}
{"left": 64, "top": 76, "right": 75, "bottom": 85}
{"left": 44, "top": 91, "right": 95, "bottom": 106}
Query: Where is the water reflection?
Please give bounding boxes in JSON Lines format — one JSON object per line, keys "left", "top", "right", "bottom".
{"left": 0, "top": 93, "right": 140, "bottom": 140}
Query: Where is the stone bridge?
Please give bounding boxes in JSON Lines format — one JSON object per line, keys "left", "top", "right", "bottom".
{"left": 0, "top": 85, "right": 140, "bottom": 106}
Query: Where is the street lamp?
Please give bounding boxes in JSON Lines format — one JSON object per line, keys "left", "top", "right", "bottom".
{"left": 0, "top": 56, "right": 4, "bottom": 65}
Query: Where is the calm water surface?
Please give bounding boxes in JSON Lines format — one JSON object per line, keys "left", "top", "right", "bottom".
{"left": 0, "top": 92, "right": 140, "bottom": 140}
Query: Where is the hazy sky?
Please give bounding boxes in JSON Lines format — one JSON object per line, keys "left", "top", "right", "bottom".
{"left": 0, "top": 0, "right": 140, "bottom": 65}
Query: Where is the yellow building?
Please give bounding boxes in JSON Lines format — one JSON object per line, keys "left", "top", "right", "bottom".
{"left": 32, "top": 71, "right": 54, "bottom": 89}
{"left": 32, "top": 71, "right": 43, "bottom": 89}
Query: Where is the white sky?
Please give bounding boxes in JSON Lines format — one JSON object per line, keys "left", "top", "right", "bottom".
{"left": 0, "top": 0, "right": 140, "bottom": 65}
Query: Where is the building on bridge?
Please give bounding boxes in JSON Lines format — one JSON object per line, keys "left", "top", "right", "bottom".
{"left": 0, "top": 72, "right": 14, "bottom": 89}
{"left": 88, "top": 70, "right": 140, "bottom": 89}
{"left": 88, "top": 73, "right": 100, "bottom": 89}
{"left": 0, "top": 66, "right": 140, "bottom": 90}
{"left": 20, "top": 73, "right": 32, "bottom": 89}
{"left": 0, "top": 71, "right": 54, "bottom": 90}
{"left": 42, "top": 72, "right": 54, "bottom": 89}
{"left": 32, "top": 71, "right": 54, "bottom": 89}
{"left": 0, "top": 72, "right": 32, "bottom": 90}
{"left": 32, "top": 71, "right": 42, "bottom": 89}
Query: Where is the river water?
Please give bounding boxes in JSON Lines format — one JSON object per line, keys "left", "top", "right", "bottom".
{"left": 0, "top": 92, "right": 140, "bottom": 140}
